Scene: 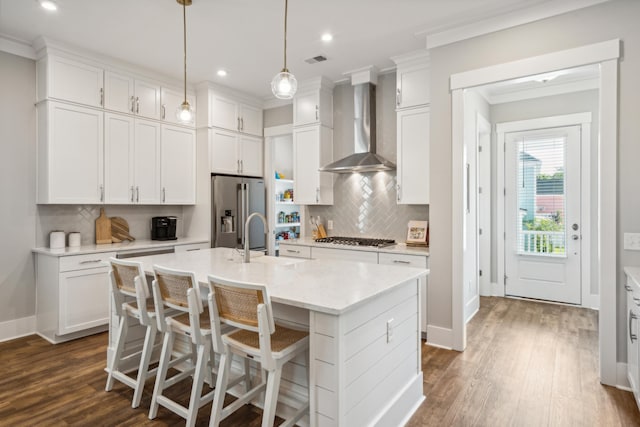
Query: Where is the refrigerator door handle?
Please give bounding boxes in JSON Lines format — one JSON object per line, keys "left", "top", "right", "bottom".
{"left": 237, "top": 183, "right": 244, "bottom": 247}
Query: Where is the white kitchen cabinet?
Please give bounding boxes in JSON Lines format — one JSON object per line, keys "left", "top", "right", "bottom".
{"left": 312, "top": 246, "right": 378, "bottom": 263}
{"left": 626, "top": 269, "right": 640, "bottom": 410}
{"left": 293, "top": 125, "right": 333, "bottom": 205}
{"left": 161, "top": 125, "right": 196, "bottom": 204}
{"left": 103, "top": 71, "right": 161, "bottom": 120}
{"left": 210, "top": 93, "right": 263, "bottom": 137}
{"left": 104, "top": 113, "right": 161, "bottom": 204}
{"left": 210, "top": 129, "right": 263, "bottom": 177}
{"left": 278, "top": 243, "right": 311, "bottom": 259}
{"left": 160, "top": 87, "right": 196, "bottom": 125}
{"left": 38, "top": 55, "right": 104, "bottom": 108}
{"left": 392, "top": 51, "right": 430, "bottom": 110}
{"left": 293, "top": 87, "right": 333, "bottom": 128}
{"left": 36, "top": 252, "right": 116, "bottom": 344}
{"left": 397, "top": 106, "right": 430, "bottom": 204}
{"left": 37, "top": 101, "right": 104, "bottom": 204}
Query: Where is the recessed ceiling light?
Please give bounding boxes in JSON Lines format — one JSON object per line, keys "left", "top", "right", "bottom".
{"left": 217, "top": 69, "right": 227, "bottom": 77}
{"left": 40, "top": 0, "right": 58, "bottom": 11}
{"left": 321, "top": 33, "right": 333, "bottom": 42}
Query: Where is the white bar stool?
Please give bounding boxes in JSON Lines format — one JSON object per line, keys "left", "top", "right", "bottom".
{"left": 207, "top": 274, "right": 310, "bottom": 427}
{"left": 148, "top": 265, "right": 214, "bottom": 427}
{"left": 105, "top": 257, "right": 159, "bottom": 408}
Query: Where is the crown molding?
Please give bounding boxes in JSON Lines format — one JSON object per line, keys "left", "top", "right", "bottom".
{"left": 0, "top": 33, "right": 36, "bottom": 60}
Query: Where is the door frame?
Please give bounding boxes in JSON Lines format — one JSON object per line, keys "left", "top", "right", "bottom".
{"left": 450, "top": 39, "right": 619, "bottom": 386}
{"left": 496, "top": 113, "right": 592, "bottom": 305}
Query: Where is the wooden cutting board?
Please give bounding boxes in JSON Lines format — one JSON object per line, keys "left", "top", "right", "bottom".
{"left": 95, "top": 208, "right": 112, "bottom": 244}
{"left": 111, "top": 217, "right": 135, "bottom": 242}
{"left": 317, "top": 224, "right": 328, "bottom": 238}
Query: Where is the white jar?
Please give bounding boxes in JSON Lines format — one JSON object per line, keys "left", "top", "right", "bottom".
{"left": 68, "top": 232, "right": 81, "bottom": 247}
{"left": 50, "top": 231, "right": 65, "bottom": 249}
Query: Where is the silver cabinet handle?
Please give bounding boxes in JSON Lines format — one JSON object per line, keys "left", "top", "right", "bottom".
{"left": 237, "top": 117, "right": 241, "bottom": 131}
{"left": 316, "top": 187, "right": 320, "bottom": 203}
{"left": 466, "top": 163, "right": 470, "bottom": 214}
{"left": 315, "top": 105, "right": 319, "bottom": 121}
{"left": 630, "top": 310, "right": 638, "bottom": 343}
{"left": 240, "top": 159, "right": 243, "bottom": 173}
{"left": 136, "top": 186, "right": 140, "bottom": 203}
{"left": 397, "top": 184, "right": 401, "bottom": 202}
{"left": 286, "top": 249, "right": 300, "bottom": 254}
{"left": 130, "top": 186, "right": 135, "bottom": 202}
{"left": 396, "top": 88, "right": 401, "bottom": 107}
{"left": 100, "top": 185, "right": 104, "bottom": 202}
{"left": 393, "top": 260, "right": 411, "bottom": 264}
{"left": 162, "top": 187, "right": 166, "bottom": 203}
{"left": 241, "top": 117, "right": 244, "bottom": 131}
{"left": 626, "top": 285, "right": 633, "bottom": 292}
{"left": 237, "top": 159, "right": 241, "bottom": 174}
{"left": 136, "top": 97, "right": 140, "bottom": 114}
{"left": 100, "top": 88, "right": 104, "bottom": 106}
{"left": 130, "top": 96, "right": 135, "bottom": 113}
{"left": 161, "top": 104, "right": 166, "bottom": 119}
{"left": 80, "top": 259, "right": 102, "bottom": 264}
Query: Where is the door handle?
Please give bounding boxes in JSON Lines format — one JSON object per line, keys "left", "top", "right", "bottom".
{"left": 627, "top": 285, "right": 634, "bottom": 292}
{"left": 237, "top": 117, "right": 241, "bottom": 131}
{"left": 397, "top": 184, "right": 401, "bottom": 202}
{"left": 136, "top": 186, "right": 140, "bottom": 203}
{"left": 161, "top": 104, "right": 166, "bottom": 119}
{"left": 572, "top": 223, "right": 579, "bottom": 231}
{"left": 100, "top": 88, "right": 104, "bottom": 106}
{"left": 315, "top": 105, "right": 319, "bottom": 121}
{"left": 136, "top": 97, "right": 140, "bottom": 114}
{"left": 241, "top": 117, "right": 244, "bottom": 131}
{"left": 100, "top": 185, "right": 104, "bottom": 202}
{"left": 630, "top": 310, "right": 638, "bottom": 343}
{"left": 572, "top": 235, "right": 580, "bottom": 240}
{"left": 396, "top": 88, "right": 401, "bottom": 107}
{"left": 466, "top": 163, "right": 470, "bottom": 214}
{"left": 162, "top": 187, "right": 166, "bottom": 203}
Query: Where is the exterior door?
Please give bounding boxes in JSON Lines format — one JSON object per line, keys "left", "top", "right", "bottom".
{"left": 504, "top": 125, "right": 581, "bottom": 304}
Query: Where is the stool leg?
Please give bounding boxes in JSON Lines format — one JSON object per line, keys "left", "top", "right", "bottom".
{"left": 243, "top": 357, "right": 252, "bottom": 392}
{"left": 105, "top": 313, "right": 128, "bottom": 392}
{"left": 149, "top": 329, "right": 173, "bottom": 420}
{"left": 186, "top": 340, "right": 210, "bottom": 427}
{"left": 261, "top": 368, "right": 283, "bottom": 427}
{"left": 132, "top": 321, "right": 156, "bottom": 408}
{"left": 209, "top": 352, "right": 231, "bottom": 427}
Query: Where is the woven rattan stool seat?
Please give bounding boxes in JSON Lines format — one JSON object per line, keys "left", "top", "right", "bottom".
{"left": 226, "top": 325, "right": 308, "bottom": 353}
{"left": 172, "top": 311, "right": 212, "bottom": 331}
{"left": 127, "top": 298, "right": 156, "bottom": 313}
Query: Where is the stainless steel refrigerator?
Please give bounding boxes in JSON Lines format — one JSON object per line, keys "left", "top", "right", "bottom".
{"left": 211, "top": 175, "right": 266, "bottom": 250}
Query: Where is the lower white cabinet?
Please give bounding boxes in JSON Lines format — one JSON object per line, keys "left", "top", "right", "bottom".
{"left": 625, "top": 269, "right": 640, "bottom": 410}
{"left": 161, "top": 125, "right": 196, "bottom": 204}
{"left": 36, "top": 251, "right": 116, "bottom": 344}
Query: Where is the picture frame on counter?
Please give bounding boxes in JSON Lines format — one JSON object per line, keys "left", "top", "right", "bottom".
{"left": 406, "top": 220, "right": 428, "bottom": 247}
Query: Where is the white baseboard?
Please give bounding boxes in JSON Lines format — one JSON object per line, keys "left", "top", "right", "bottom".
{"left": 617, "top": 362, "right": 631, "bottom": 390}
{"left": 0, "top": 316, "right": 36, "bottom": 342}
{"left": 426, "top": 325, "right": 453, "bottom": 350}
{"left": 491, "top": 282, "right": 505, "bottom": 297}
{"left": 583, "top": 293, "right": 600, "bottom": 310}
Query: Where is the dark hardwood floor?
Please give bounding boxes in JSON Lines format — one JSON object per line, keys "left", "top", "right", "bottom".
{"left": 0, "top": 297, "right": 638, "bottom": 426}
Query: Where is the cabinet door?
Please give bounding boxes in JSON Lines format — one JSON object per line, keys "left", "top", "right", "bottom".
{"left": 628, "top": 284, "right": 640, "bottom": 398}
{"left": 397, "top": 64, "right": 430, "bottom": 109}
{"left": 134, "top": 119, "right": 161, "bottom": 204}
{"left": 210, "top": 94, "right": 239, "bottom": 131}
{"left": 397, "top": 107, "right": 429, "bottom": 204}
{"left": 161, "top": 125, "right": 196, "bottom": 204}
{"left": 58, "top": 267, "right": 111, "bottom": 335}
{"left": 104, "top": 113, "right": 134, "bottom": 204}
{"left": 160, "top": 87, "right": 196, "bottom": 124}
{"left": 104, "top": 71, "right": 135, "bottom": 114}
{"left": 45, "top": 102, "right": 104, "bottom": 204}
{"left": 239, "top": 104, "right": 263, "bottom": 136}
{"left": 48, "top": 56, "right": 104, "bottom": 107}
{"left": 293, "top": 126, "right": 320, "bottom": 204}
{"left": 293, "top": 91, "right": 319, "bottom": 126}
{"left": 134, "top": 79, "right": 161, "bottom": 120}
{"left": 210, "top": 128, "right": 239, "bottom": 175}
{"left": 239, "top": 135, "right": 263, "bottom": 177}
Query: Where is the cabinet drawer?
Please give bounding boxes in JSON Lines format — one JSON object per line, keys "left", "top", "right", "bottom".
{"left": 378, "top": 252, "right": 428, "bottom": 269}
{"left": 175, "top": 243, "right": 210, "bottom": 252}
{"left": 280, "top": 244, "right": 311, "bottom": 259}
{"left": 59, "top": 252, "right": 117, "bottom": 272}
{"left": 312, "top": 247, "right": 378, "bottom": 264}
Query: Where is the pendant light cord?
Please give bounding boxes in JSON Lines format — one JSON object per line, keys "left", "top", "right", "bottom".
{"left": 283, "top": 0, "right": 288, "bottom": 71}
{"left": 183, "top": 0, "right": 187, "bottom": 102}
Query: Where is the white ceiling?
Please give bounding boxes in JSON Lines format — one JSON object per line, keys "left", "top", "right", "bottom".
{"left": 1, "top": 0, "right": 579, "bottom": 99}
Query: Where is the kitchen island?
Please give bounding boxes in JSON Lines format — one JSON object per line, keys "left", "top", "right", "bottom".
{"left": 122, "top": 247, "right": 428, "bottom": 427}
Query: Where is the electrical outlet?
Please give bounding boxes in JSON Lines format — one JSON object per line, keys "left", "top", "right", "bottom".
{"left": 327, "top": 220, "right": 333, "bottom": 230}
{"left": 386, "top": 318, "right": 394, "bottom": 343}
{"left": 624, "top": 233, "right": 640, "bottom": 251}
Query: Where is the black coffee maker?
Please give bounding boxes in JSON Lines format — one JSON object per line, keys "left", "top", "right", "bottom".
{"left": 151, "top": 216, "right": 177, "bottom": 240}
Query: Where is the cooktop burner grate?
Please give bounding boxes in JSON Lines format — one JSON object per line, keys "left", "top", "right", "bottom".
{"left": 314, "top": 236, "right": 396, "bottom": 248}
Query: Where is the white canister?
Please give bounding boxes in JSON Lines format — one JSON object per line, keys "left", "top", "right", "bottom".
{"left": 50, "top": 231, "right": 65, "bottom": 249}
{"left": 68, "top": 232, "right": 81, "bottom": 247}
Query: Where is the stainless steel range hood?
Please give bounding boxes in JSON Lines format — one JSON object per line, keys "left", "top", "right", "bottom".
{"left": 319, "top": 82, "right": 395, "bottom": 173}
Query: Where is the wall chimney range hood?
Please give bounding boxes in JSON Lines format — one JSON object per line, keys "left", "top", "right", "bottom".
{"left": 319, "top": 78, "right": 395, "bottom": 173}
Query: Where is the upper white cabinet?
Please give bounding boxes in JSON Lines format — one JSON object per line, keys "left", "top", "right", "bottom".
{"left": 104, "top": 71, "right": 161, "bottom": 120}
{"left": 209, "top": 92, "right": 263, "bottom": 137}
{"left": 293, "top": 125, "right": 333, "bottom": 205}
{"left": 293, "top": 78, "right": 333, "bottom": 127}
{"left": 397, "top": 106, "right": 430, "bottom": 204}
{"left": 392, "top": 51, "right": 430, "bottom": 110}
{"left": 37, "top": 101, "right": 104, "bottom": 204}
{"left": 38, "top": 55, "right": 104, "bottom": 108}
{"left": 161, "top": 125, "right": 196, "bottom": 205}
{"left": 104, "top": 113, "right": 161, "bottom": 204}
{"left": 209, "top": 129, "right": 263, "bottom": 177}
{"left": 239, "top": 134, "right": 264, "bottom": 177}
{"left": 160, "top": 87, "right": 196, "bottom": 125}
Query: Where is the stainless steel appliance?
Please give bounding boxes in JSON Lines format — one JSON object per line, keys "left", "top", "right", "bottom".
{"left": 314, "top": 236, "right": 396, "bottom": 248}
{"left": 151, "top": 216, "right": 177, "bottom": 240}
{"left": 212, "top": 175, "right": 266, "bottom": 250}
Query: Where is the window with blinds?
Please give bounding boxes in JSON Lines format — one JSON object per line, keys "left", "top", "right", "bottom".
{"left": 515, "top": 134, "right": 566, "bottom": 256}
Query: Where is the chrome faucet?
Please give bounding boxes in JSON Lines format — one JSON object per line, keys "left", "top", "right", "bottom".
{"left": 243, "top": 212, "right": 268, "bottom": 263}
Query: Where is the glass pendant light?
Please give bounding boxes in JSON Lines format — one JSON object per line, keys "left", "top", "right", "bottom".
{"left": 271, "top": 0, "right": 297, "bottom": 99}
{"left": 176, "top": 0, "right": 194, "bottom": 124}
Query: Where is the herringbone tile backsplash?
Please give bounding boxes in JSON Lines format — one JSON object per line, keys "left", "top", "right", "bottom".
{"left": 307, "top": 172, "right": 428, "bottom": 242}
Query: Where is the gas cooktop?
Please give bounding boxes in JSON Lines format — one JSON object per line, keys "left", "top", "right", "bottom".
{"left": 314, "top": 236, "right": 396, "bottom": 248}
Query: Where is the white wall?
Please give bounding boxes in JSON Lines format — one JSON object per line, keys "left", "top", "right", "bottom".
{"left": 429, "top": 0, "right": 640, "bottom": 361}
{"left": 0, "top": 51, "right": 37, "bottom": 325}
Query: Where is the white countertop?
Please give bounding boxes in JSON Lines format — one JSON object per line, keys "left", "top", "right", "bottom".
{"left": 32, "top": 237, "right": 209, "bottom": 257}
{"left": 127, "top": 248, "right": 428, "bottom": 315}
{"left": 278, "top": 237, "right": 429, "bottom": 256}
